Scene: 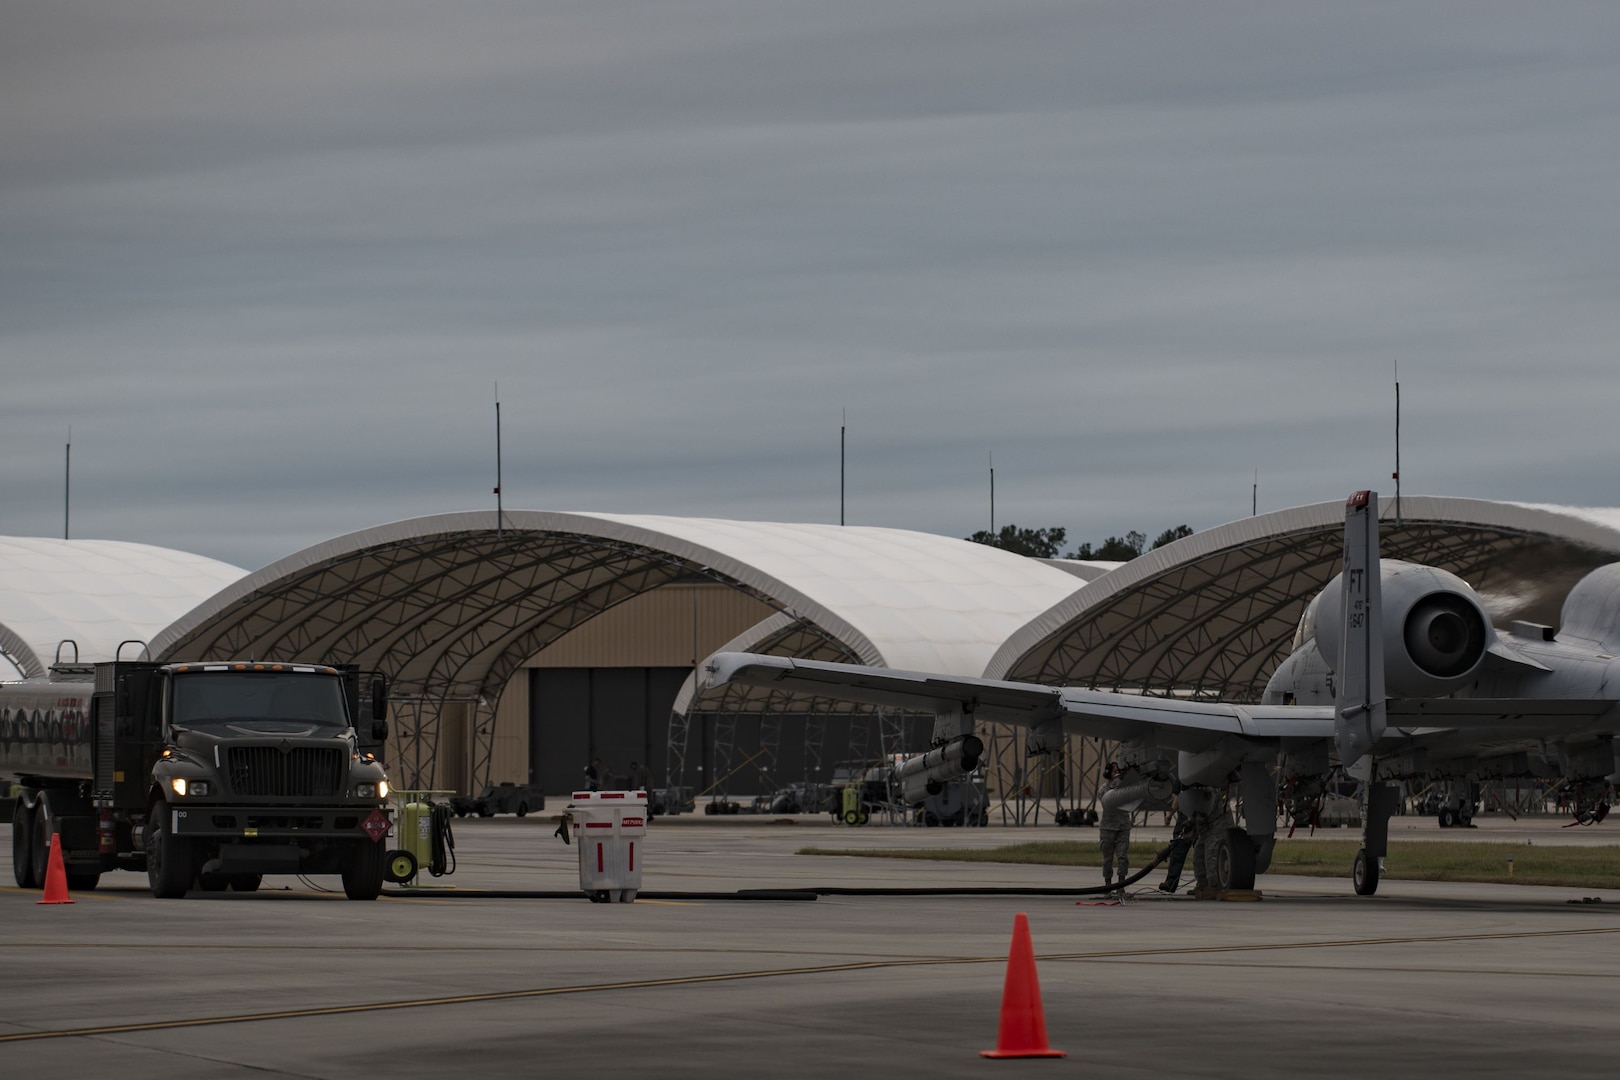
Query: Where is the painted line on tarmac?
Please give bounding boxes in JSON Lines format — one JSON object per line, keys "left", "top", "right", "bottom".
{"left": 0, "top": 960, "right": 941, "bottom": 1043}
{"left": 5, "top": 924, "right": 1620, "bottom": 1044}
{"left": 1078, "top": 958, "right": 1620, "bottom": 979}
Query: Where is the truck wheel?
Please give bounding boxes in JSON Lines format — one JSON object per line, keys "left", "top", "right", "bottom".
{"left": 31, "top": 798, "right": 55, "bottom": 888}
{"left": 342, "top": 841, "right": 386, "bottom": 900}
{"left": 12, "top": 798, "right": 37, "bottom": 888}
{"left": 229, "top": 873, "right": 262, "bottom": 892}
{"left": 146, "top": 804, "right": 193, "bottom": 898}
{"left": 516, "top": 802, "right": 529, "bottom": 818}
{"left": 66, "top": 867, "right": 101, "bottom": 891}
{"left": 198, "top": 872, "right": 230, "bottom": 892}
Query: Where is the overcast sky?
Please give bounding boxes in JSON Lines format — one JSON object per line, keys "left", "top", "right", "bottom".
{"left": 5, "top": 1, "right": 1618, "bottom": 571}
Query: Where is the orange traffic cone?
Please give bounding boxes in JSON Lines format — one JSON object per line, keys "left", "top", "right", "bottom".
{"left": 38, "top": 833, "right": 75, "bottom": 905}
{"left": 980, "top": 912, "right": 1064, "bottom": 1058}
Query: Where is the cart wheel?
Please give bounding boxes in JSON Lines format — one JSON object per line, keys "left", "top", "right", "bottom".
{"left": 516, "top": 802, "right": 529, "bottom": 818}
{"left": 841, "top": 809, "right": 860, "bottom": 826}
{"left": 857, "top": 811, "right": 870, "bottom": 825}
{"left": 591, "top": 890, "right": 611, "bottom": 904}
{"left": 384, "top": 849, "right": 418, "bottom": 884}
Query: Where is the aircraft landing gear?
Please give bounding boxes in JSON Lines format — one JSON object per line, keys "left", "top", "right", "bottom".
{"left": 1213, "top": 827, "right": 1256, "bottom": 891}
{"left": 1353, "top": 848, "right": 1380, "bottom": 894}
{"left": 1356, "top": 778, "right": 1400, "bottom": 896}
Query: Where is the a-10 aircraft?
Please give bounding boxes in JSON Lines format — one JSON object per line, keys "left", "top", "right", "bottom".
{"left": 701, "top": 491, "right": 1620, "bottom": 895}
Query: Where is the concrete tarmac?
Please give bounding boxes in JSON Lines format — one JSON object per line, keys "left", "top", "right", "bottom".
{"left": 3, "top": 813, "right": 1620, "bottom": 1078}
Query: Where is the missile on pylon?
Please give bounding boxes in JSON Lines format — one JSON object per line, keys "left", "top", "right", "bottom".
{"left": 896, "top": 735, "right": 985, "bottom": 805}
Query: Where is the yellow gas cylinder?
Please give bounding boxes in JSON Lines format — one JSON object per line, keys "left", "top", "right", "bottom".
{"left": 402, "top": 800, "right": 434, "bottom": 867}
{"left": 840, "top": 785, "right": 862, "bottom": 826}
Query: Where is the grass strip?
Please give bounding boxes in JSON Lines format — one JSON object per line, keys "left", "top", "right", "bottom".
{"left": 799, "top": 840, "right": 1620, "bottom": 889}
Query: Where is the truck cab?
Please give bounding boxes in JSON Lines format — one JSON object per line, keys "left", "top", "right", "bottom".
{"left": 8, "top": 659, "right": 394, "bottom": 900}
{"left": 142, "top": 662, "right": 393, "bottom": 898}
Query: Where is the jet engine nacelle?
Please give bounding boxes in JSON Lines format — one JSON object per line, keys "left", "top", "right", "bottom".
{"left": 1315, "top": 560, "right": 1490, "bottom": 698}
{"left": 896, "top": 735, "right": 984, "bottom": 805}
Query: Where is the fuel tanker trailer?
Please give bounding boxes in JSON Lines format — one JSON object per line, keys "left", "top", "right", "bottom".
{"left": 4, "top": 657, "right": 394, "bottom": 899}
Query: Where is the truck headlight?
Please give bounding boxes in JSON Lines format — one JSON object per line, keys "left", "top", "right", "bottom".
{"left": 378, "top": 780, "right": 389, "bottom": 799}
{"left": 357, "top": 782, "right": 378, "bottom": 799}
{"left": 171, "top": 778, "right": 211, "bottom": 797}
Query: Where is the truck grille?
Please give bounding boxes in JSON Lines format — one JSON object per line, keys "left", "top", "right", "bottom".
{"left": 227, "top": 746, "right": 346, "bottom": 798}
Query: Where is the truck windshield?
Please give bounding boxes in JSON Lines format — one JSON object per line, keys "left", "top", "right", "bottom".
{"left": 170, "top": 672, "right": 350, "bottom": 734}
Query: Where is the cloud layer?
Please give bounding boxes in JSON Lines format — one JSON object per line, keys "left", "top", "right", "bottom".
{"left": 5, "top": 1, "right": 1619, "bottom": 569}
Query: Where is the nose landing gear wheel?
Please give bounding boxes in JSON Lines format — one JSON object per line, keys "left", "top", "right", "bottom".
{"left": 1353, "top": 848, "right": 1380, "bottom": 895}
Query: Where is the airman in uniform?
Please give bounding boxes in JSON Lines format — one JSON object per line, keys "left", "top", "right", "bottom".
{"left": 1098, "top": 762, "right": 1132, "bottom": 897}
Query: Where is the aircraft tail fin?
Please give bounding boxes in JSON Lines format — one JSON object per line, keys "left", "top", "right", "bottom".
{"left": 1335, "top": 490, "right": 1387, "bottom": 765}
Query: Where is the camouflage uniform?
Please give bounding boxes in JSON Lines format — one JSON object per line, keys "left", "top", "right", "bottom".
{"left": 1159, "top": 811, "right": 1193, "bottom": 893}
{"left": 1097, "top": 781, "right": 1132, "bottom": 892}
{"left": 1191, "top": 806, "right": 1235, "bottom": 892}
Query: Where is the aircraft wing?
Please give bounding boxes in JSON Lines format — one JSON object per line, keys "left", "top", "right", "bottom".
{"left": 1387, "top": 698, "right": 1617, "bottom": 732}
{"left": 701, "top": 652, "right": 1064, "bottom": 725}
{"left": 701, "top": 652, "right": 1336, "bottom": 752}
{"left": 1057, "top": 688, "right": 1334, "bottom": 746}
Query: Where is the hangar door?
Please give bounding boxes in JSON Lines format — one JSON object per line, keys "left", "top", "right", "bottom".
{"left": 529, "top": 667, "right": 688, "bottom": 796}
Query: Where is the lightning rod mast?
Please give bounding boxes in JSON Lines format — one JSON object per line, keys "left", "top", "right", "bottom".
{"left": 494, "top": 386, "right": 504, "bottom": 537}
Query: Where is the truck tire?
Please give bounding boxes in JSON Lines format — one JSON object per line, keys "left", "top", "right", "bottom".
{"left": 229, "top": 873, "right": 262, "bottom": 892}
{"left": 66, "top": 866, "right": 101, "bottom": 891}
{"left": 342, "top": 840, "right": 386, "bottom": 900}
{"left": 12, "top": 798, "right": 37, "bottom": 888}
{"left": 146, "top": 804, "right": 193, "bottom": 898}
{"left": 31, "top": 797, "right": 54, "bottom": 888}
{"left": 516, "top": 802, "right": 529, "bottom": 818}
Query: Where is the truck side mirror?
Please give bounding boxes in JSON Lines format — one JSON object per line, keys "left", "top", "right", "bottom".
{"left": 370, "top": 678, "right": 387, "bottom": 721}
{"left": 371, "top": 719, "right": 389, "bottom": 742}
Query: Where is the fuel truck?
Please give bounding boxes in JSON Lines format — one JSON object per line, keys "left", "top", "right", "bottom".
{"left": 4, "top": 657, "right": 393, "bottom": 899}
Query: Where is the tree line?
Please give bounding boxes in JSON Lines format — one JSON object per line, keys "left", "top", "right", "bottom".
{"left": 964, "top": 523, "right": 1194, "bottom": 561}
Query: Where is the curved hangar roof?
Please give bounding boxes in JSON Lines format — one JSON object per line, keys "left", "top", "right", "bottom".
{"left": 147, "top": 511, "right": 1085, "bottom": 706}
{"left": 0, "top": 537, "right": 247, "bottom": 679}
{"left": 988, "top": 495, "right": 1620, "bottom": 702}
